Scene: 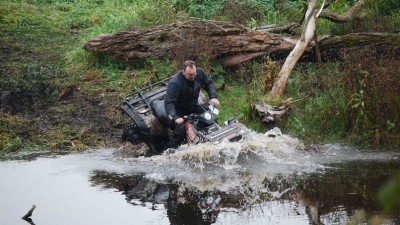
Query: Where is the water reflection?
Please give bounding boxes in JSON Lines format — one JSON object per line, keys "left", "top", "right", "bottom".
{"left": 1, "top": 147, "right": 399, "bottom": 225}
{"left": 88, "top": 159, "right": 400, "bottom": 225}
{"left": 90, "top": 170, "right": 222, "bottom": 225}
{"left": 295, "top": 161, "right": 400, "bottom": 224}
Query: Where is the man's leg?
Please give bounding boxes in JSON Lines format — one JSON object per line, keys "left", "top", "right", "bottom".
{"left": 166, "top": 121, "right": 185, "bottom": 149}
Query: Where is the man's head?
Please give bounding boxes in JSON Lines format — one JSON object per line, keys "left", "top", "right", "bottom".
{"left": 182, "top": 60, "right": 197, "bottom": 81}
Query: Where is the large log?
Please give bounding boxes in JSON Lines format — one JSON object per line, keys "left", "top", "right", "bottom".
{"left": 84, "top": 20, "right": 294, "bottom": 67}
{"left": 84, "top": 20, "right": 400, "bottom": 67}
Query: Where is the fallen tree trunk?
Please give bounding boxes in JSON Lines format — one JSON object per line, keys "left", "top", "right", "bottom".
{"left": 84, "top": 20, "right": 294, "bottom": 67}
{"left": 84, "top": 20, "right": 400, "bottom": 67}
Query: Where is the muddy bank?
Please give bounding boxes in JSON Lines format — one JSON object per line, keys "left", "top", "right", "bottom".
{"left": 0, "top": 26, "right": 128, "bottom": 153}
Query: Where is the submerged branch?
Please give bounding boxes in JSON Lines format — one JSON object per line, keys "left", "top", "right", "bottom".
{"left": 22, "top": 205, "right": 36, "bottom": 220}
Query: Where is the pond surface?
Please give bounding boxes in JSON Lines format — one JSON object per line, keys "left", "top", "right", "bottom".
{"left": 1, "top": 131, "right": 400, "bottom": 225}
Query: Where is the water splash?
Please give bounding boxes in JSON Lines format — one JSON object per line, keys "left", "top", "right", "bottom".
{"left": 157, "top": 128, "right": 305, "bottom": 170}
{"left": 112, "top": 127, "right": 400, "bottom": 195}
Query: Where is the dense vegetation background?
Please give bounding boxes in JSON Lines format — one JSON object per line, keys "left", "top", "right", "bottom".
{"left": 1, "top": 0, "right": 399, "bottom": 154}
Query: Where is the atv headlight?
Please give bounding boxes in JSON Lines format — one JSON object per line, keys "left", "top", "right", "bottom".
{"left": 204, "top": 112, "right": 212, "bottom": 120}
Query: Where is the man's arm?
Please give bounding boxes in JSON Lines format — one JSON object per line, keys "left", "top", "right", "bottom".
{"left": 165, "top": 82, "right": 180, "bottom": 123}
{"left": 200, "top": 70, "right": 220, "bottom": 107}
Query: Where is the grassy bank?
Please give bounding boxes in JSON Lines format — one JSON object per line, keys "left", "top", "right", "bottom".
{"left": 1, "top": 0, "right": 399, "bottom": 155}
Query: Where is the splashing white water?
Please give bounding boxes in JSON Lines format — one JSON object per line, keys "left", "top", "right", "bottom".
{"left": 114, "top": 127, "right": 399, "bottom": 193}
{"left": 159, "top": 128, "right": 305, "bottom": 170}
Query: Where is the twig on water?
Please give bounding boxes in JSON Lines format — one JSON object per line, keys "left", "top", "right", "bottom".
{"left": 22, "top": 205, "right": 36, "bottom": 221}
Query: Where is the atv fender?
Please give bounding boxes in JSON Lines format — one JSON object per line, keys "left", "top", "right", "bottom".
{"left": 150, "top": 99, "right": 169, "bottom": 127}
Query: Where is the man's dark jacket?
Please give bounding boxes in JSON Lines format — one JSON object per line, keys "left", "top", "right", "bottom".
{"left": 165, "top": 68, "right": 217, "bottom": 123}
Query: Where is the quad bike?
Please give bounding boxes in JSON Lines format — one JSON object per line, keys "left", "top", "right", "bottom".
{"left": 121, "top": 76, "right": 245, "bottom": 153}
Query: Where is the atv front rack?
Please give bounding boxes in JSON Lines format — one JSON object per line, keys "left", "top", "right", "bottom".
{"left": 122, "top": 76, "right": 172, "bottom": 130}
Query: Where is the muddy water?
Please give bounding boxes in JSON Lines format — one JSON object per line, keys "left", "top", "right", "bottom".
{"left": 1, "top": 131, "right": 400, "bottom": 225}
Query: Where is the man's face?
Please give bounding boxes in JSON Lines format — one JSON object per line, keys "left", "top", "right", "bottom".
{"left": 182, "top": 66, "right": 197, "bottom": 81}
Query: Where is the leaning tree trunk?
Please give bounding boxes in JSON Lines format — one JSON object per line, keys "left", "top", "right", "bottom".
{"left": 269, "top": 0, "right": 369, "bottom": 97}
{"left": 270, "top": 0, "right": 317, "bottom": 97}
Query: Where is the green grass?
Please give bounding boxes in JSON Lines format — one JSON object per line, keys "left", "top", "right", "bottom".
{"left": 282, "top": 63, "right": 349, "bottom": 144}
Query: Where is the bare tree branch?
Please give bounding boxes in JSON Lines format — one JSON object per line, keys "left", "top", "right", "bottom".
{"left": 319, "top": 0, "right": 367, "bottom": 23}
{"left": 316, "top": 0, "right": 326, "bottom": 18}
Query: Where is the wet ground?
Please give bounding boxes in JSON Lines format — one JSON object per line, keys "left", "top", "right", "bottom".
{"left": 1, "top": 131, "right": 400, "bottom": 225}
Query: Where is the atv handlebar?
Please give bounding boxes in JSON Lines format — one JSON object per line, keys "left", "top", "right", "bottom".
{"left": 181, "top": 103, "right": 217, "bottom": 124}
{"left": 183, "top": 114, "right": 196, "bottom": 121}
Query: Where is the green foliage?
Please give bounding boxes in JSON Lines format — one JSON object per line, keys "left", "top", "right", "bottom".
{"left": 367, "top": 0, "right": 400, "bottom": 15}
{"left": 129, "top": 59, "right": 177, "bottom": 88}
{"left": 280, "top": 46, "right": 400, "bottom": 148}
{"left": 348, "top": 74, "right": 368, "bottom": 135}
{"left": 3, "top": 137, "right": 24, "bottom": 153}
{"left": 218, "top": 86, "right": 244, "bottom": 119}
{"left": 218, "top": 0, "right": 270, "bottom": 25}
{"left": 209, "top": 62, "right": 226, "bottom": 86}
{"left": 218, "top": 84, "right": 263, "bottom": 130}
{"left": 283, "top": 63, "right": 348, "bottom": 143}
{"left": 214, "top": 60, "right": 281, "bottom": 132}
{"left": 341, "top": 47, "right": 400, "bottom": 148}
{"left": 317, "top": 0, "right": 400, "bottom": 34}
{"left": 187, "top": 0, "right": 222, "bottom": 19}
{"left": 59, "top": 0, "right": 178, "bottom": 80}
{"left": 134, "top": 0, "right": 176, "bottom": 27}
{"left": 1, "top": 2, "right": 57, "bottom": 31}
{"left": 378, "top": 174, "right": 400, "bottom": 213}
{"left": 172, "top": 0, "right": 281, "bottom": 25}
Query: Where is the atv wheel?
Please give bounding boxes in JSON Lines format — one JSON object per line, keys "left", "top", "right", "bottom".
{"left": 121, "top": 124, "right": 141, "bottom": 144}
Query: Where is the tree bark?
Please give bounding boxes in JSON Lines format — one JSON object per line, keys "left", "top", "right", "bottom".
{"left": 314, "top": 31, "right": 321, "bottom": 66}
{"left": 84, "top": 21, "right": 400, "bottom": 68}
{"left": 84, "top": 19, "right": 294, "bottom": 67}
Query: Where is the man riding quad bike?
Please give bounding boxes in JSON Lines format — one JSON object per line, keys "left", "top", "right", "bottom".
{"left": 121, "top": 61, "right": 244, "bottom": 153}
